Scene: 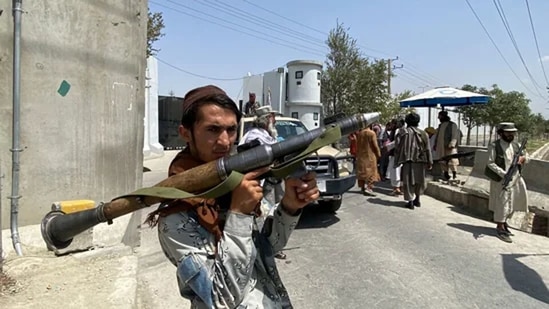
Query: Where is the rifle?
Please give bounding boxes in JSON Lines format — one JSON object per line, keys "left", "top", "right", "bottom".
{"left": 502, "top": 138, "right": 527, "bottom": 191}
{"left": 433, "top": 151, "right": 476, "bottom": 163}
{"left": 40, "top": 112, "right": 380, "bottom": 251}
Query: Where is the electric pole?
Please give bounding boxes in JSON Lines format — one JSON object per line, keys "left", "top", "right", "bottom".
{"left": 388, "top": 56, "right": 403, "bottom": 95}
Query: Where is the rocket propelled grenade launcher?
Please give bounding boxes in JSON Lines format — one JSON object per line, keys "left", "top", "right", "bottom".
{"left": 41, "top": 112, "right": 380, "bottom": 251}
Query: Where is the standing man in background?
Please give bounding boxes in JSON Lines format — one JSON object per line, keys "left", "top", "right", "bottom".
{"left": 355, "top": 124, "right": 381, "bottom": 196}
{"left": 484, "top": 122, "right": 529, "bottom": 243}
{"left": 244, "top": 92, "right": 259, "bottom": 116}
{"left": 434, "top": 111, "right": 460, "bottom": 181}
{"left": 394, "top": 112, "right": 433, "bottom": 209}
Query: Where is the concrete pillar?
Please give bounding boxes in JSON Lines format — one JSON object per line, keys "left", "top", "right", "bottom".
{"left": 143, "top": 56, "right": 164, "bottom": 159}
{"left": 0, "top": 0, "right": 148, "bottom": 242}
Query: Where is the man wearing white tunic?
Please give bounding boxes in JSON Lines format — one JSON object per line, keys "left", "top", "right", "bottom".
{"left": 239, "top": 106, "right": 287, "bottom": 259}
{"left": 485, "top": 122, "right": 529, "bottom": 243}
{"left": 434, "top": 111, "right": 460, "bottom": 181}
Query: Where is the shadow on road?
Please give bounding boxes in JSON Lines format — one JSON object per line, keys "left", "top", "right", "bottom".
{"left": 296, "top": 208, "right": 340, "bottom": 229}
{"left": 501, "top": 253, "right": 549, "bottom": 305}
{"left": 446, "top": 223, "right": 498, "bottom": 239}
{"left": 366, "top": 197, "right": 407, "bottom": 208}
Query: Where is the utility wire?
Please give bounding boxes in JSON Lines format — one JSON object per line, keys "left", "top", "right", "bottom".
{"left": 396, "top": 71, "right": 428, "bottom": 88}
{"left": 525, "top": 0, "right": 549, "bottom": 86}
{"left": 156, "top": 57, "right": 244, "bottom": 81}
{"left": 401, "top": 68, "right": 436, "bottom": 86}
{"left": 493, "top": 0, "right": 546, "bottom": 98}
{"left": 150, "top": 1, "right": 326, "bottom": 57}
{"left": 464, "top": 0, "right": 545, "bottom": 100}
{"left": 163, "top": 0, "right": 327, "bottom": 55}
{"left": 238, "top": 0, "right": 450, "bottom": 87}
{"left": 153, "top": 0, "right": 449, "bottom": 90}
{"left": 205, "top": 0, "right": 327, "bottom": 47}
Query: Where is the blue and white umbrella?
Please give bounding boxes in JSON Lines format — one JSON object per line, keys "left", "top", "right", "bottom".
{"left": 399, "top": 86, "right": 490, "bottom": 108}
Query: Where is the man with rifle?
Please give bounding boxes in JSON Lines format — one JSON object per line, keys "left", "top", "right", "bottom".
{"left": 484, "top": 122, "right": 529, "bottom": 243}
{"left": 146, "top": 85, "right": 320, "bottom": 308}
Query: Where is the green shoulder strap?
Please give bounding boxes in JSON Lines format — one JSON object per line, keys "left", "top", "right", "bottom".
{"left": 117, "top": 125, "right": 342, "bottom": 201}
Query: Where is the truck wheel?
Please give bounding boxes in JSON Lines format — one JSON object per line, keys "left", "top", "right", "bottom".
{"left": 318, "top": 199, "right": 342, "bottom": 213}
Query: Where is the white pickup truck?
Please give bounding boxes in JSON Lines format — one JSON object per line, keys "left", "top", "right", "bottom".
{"left": 236, "top": 115, "right": 356, "bottom": 213}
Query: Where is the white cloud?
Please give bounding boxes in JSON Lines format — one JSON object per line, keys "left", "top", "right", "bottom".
{"left": 540, "top": 55, "right": 549, "bottom": 62}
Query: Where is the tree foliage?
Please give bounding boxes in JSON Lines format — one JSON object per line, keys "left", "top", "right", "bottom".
{"left": 380, "top": 90, "right": 414, "bottom": 124}
{"left": 321, "top": 22, "right": 390, "bottom": 118}
{"left": 320, "top": 21, "right": 548, "bottom": 141}
{"left": 456, "top": 84, "right": 534, "bottom": 143}
{"left": 147, "top": 10, "right": 165, "bottom": 57}
{"left": 457, "top": 84, "right": 489, "bottom": 144}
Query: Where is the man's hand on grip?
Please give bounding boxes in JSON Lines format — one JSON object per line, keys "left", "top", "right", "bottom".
{"left": 230, "top": 167, "right": 269, "bottom": 215}
{"left": 281, "top": 172, "right": 320, "bottom": 215}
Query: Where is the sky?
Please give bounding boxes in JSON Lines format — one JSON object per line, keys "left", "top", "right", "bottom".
{"left": 149, "top": 0, "right": 549, "bottom": 118}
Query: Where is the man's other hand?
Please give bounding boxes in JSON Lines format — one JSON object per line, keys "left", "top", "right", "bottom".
{"left": 281, "top": 172, "right": 320, "bottom": 215}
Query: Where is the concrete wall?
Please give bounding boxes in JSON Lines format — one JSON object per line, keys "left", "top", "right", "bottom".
{"left": 144, "top": 56, "right": 164, "bottom": 159}
{"left": 0, "top": 0, "right": 148, "bottom": 231}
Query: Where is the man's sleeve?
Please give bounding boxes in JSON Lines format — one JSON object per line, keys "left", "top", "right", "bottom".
{"left": 423, "top": 132, "right": 433, "bottom": 164}
{"left": 262, "top": 203, "right": 301, "bottom": 252}
{"left": 449, "top": 123, "right": 459, "bottom": 148}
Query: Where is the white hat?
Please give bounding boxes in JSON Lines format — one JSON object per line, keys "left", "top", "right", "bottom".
{"left": 255, "top": 105, "right": 274, "bottom": 117}
{"left": 498, "top": 122, "right": 518, "bottom": 132}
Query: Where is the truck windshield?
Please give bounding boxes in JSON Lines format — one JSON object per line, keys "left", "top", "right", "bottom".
{"left": 275, "top": 120, "right": 309, "bottom": 140}
{"left": 241, "top": 119, "right": 309, "bottom": 142}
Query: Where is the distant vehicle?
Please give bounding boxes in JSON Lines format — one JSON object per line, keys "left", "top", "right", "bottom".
{"left": 237, "top": 115, "right": 355, "bottom": 213}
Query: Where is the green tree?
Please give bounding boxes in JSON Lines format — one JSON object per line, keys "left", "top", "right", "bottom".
{"left": 379, "top": 90, "right": 413, "bottom": 123}
{"left": 482, "top": 84, "right": 531, "bottom": 143}
{"left": 147, "top": 10, "right": 165, "bottom": 57}
{"left": 457, "top": 84, "right": 489, "bottom": 144}
{"left": 321, "top": 22, "right": 361, "bottom": 116}
{"left": 321, "top": 22, "right": 390, "bottom": 118}
{"left": 527, "top": 113, "right": 546, "bottom": 138}
{"left": 346, "top": 58, "right": 390, "bottom": 115}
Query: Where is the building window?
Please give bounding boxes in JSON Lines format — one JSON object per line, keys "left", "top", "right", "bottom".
{"left": 291, "top": 112, "right": 299, "bottom": 119}
{"left": 295, "top": 71, "right": 303, "bottom": 79}
{"left": 313, "top": 112, "right": 319, "bottom": 120}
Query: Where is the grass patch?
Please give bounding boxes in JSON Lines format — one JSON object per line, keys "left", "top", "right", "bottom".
{"left": 525, "top": 138, "right": 547, "bottom": 153}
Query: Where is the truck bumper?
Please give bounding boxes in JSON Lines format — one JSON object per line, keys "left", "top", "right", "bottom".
{"left": 316, "top": 174, "right": 356, "bottom": 199}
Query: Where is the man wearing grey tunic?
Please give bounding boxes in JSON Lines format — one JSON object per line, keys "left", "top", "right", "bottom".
{"left": 485, "top": 122, "right": 529, "bottom": 243}
{"left": 147, "top": 85, "right": 320, "bottom": 308}
{"left": 394, "top": 112, "right": 433, "bottom": 209}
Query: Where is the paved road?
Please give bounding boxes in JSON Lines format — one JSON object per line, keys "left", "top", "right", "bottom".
{"left": 279, "top": 184, "right": 549, "bottom": 309}
{"left": 136, "top": 154, "right": 549, "bottom": 308}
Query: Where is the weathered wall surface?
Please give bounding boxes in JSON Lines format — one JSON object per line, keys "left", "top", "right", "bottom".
{"left": 0, "top": 0, "right": 148, "bottom": 228}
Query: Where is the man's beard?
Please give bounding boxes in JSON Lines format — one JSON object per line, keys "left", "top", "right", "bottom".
{"left": 502, "top": 134, "right": 515, "bottom": 142}
{"left": 268, "top": 122, "right": 278, "bottom": 139}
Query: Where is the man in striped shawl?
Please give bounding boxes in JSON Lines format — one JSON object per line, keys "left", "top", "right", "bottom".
{"left": 394, "top": 112, "right": 433, "bottom": 209}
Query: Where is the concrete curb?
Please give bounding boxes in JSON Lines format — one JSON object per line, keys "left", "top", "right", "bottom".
{"left": 425, "top": 181, "right": 549, "bottom": 237}
{"left": 425, "top": 181, "right": 492, "bottom": 221}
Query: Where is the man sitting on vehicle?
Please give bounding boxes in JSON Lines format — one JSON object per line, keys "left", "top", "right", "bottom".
{"left": 238, "top": 105, "right": 287, "bottom": 259}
